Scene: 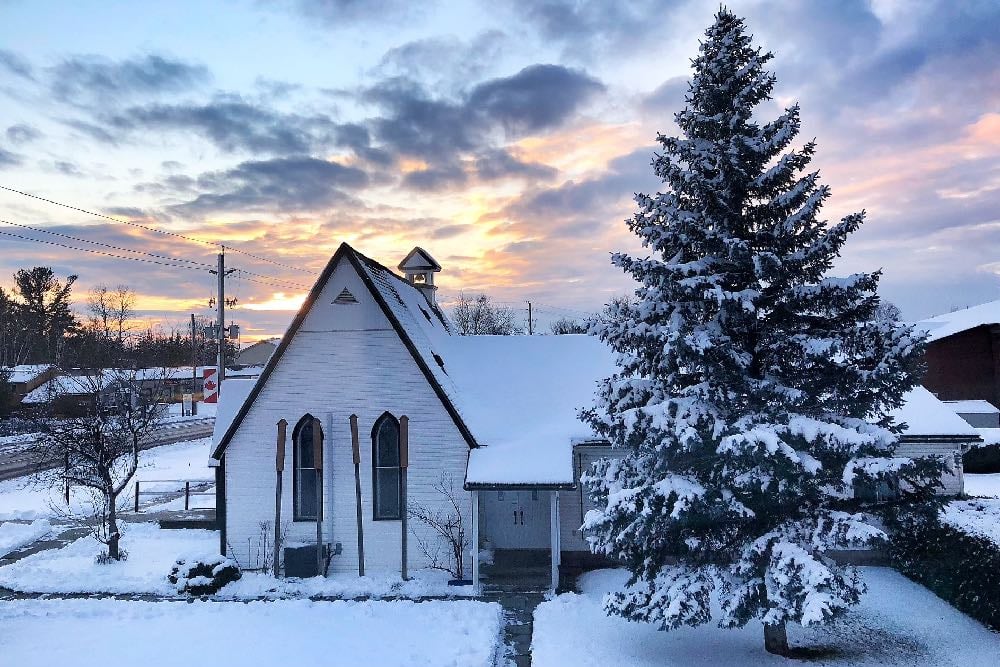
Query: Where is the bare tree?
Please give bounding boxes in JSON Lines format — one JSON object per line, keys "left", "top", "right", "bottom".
{"left": 31, "top": 368, "right": 165, "bottom": 560}
{"left": 88, "top": 284, "right": 135, "bottom": 345}
{"left": 550, "top": 316, "right": 588, "bottom": 335}
{"left": 408, "top": 474, "right": 469, "bottom": 580}
{"left": 451, "top": 293, "right": 523, "bottom": 335}
{"left": 874, "top": 300, "right": 903, "bottom": 323}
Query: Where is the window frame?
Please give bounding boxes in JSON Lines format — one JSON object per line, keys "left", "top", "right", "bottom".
{"left": 371, "top": 412, "right": 402, "bottom": 521}
{"left": 292, "top": 414, "right": 323, "bottom": 522}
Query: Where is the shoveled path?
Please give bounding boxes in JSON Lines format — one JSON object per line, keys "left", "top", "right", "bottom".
{"left": 480, "top": 551, "right": 570, "bottom": 667}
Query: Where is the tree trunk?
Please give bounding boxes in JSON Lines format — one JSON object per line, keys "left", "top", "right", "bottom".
{"left": 764, "top": 621, "right": 789, "bottom": 656}
{"left": 107, "top": 497, "right": 121, "bottom": 560}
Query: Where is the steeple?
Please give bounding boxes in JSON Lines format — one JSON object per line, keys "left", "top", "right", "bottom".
{"left": 398, "top": 247, "right": 442, "bottom": 305}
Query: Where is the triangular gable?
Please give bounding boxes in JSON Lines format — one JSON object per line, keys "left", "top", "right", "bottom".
{"left": 211, "top": 242, "right": 477, "bottom": 460}
{"left": 398, "top": 246, "right": 441, "bottom": 272}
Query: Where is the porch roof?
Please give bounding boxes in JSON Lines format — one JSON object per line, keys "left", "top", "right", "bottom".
{"left": 453, "top": 335, "right": 616, "bottom": 488}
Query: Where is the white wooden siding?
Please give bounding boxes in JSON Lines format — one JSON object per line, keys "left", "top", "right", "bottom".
{"left": 896, "top": 441, "right": 965, "bottom": 495}
{"left": 224, "top": 260, "right": 472, "bottom": 574}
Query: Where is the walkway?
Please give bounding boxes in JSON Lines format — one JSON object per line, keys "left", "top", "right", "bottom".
{"left": 480, "top": 551, "right": 568, "bottom": 667}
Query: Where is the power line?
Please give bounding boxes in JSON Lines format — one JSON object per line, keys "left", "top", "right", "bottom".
{"left": 226, "top": 245, "right": 314, "bottom": 274}
{"left": 0, "top": 229, "right": 208, "bottom": 272}
{"left": 0, "top": 219, "right": 216, "bottom": 269}
{"left": 0, "top": 184, "right": 217, "bottom": 248}
{"left": 232, "top": 267, "right": 310, "bottom": 290}
{"left": 238, "top": 274, "right": 311, "bottom": 291}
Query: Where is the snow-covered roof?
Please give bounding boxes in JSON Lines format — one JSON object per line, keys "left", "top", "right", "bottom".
{"left": 1, "top": 364, "right": 53, "bottom": 384}
{"left": 915, "top": 299, "right": 1000, "bottom": 342}
{"left": 454, "top": 335, "right": 616, "bottom": 487}
{"left": 213, "top": 379, "right": 257, "bottom": 448}
{"left": 944, "top": 400, "right": 999, "bottom": 415}
{"left": 890, "top": 387, "right": 980, "bottom": 437}
{"left": 22, "top": 373, "right": 112, "bottom": 403}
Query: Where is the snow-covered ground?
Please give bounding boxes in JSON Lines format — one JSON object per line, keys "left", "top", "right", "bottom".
{"left": 0, "top": 519, "right": 473, "bottom": 598}
{"left": 162, "top": 400, "right": 217, "bottom": 423}
{"left": 965, "top": 472, "right": 1000, "bottom": 498}
{"left": 0, "top": 522, "right": 217, "bottom": 594}
{"left": 0, "top": 598, "right": 501, "bottom": 667}
{"left": 0, "top": 519, "right": 53, "bottom": 557}
{"left": 0, "top": 437, "right": 213, "bottom": 520}
{"left": 532, "top": 568, "right": 1000, "bottom": 667}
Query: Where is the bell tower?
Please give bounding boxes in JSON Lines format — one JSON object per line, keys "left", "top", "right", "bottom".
{"left": 398, "top": 247, "right": 442, "bottom": 305}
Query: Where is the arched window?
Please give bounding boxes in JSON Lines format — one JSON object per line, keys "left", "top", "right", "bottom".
{"left": 293, "top": 414, "right": 322, "bottom": 521}
{"left": 372, "top": 412, "right": 401, "bottom": 520}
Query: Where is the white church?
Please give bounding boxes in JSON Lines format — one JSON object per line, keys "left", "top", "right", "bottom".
{"left": 210, "top": 244, "right": 978, "bottom": 592}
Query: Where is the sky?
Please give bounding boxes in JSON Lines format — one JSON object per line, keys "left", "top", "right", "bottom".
{"left": 0, "top": 0, "right": 998, "bottom": 341}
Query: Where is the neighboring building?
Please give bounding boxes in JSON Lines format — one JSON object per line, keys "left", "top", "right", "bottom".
{"left": 21, "top": 372, "right": 118, "bottom": 415}
{"left": 211, "top": 243, "right": 976, "bottom": 592}
{"left": 918, "top": 300, "right": 1000, "bottom": 409}
{"left": 1, "top": 364, "right": 57, "bottom": 407}
{"left": 944, "top": 400, "right": 1000, "bottom": 429}
{"left": 236, "top": 339, "right": 279, "bottom": 366}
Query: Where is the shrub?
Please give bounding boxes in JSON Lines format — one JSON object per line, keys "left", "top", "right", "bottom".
{"left": 964, "top": 444, "right": 1000, "bottom": 473}
{"left": 168, "top": 555, "right": 241, "bottom": 595}
{"left": 889, "top": 509, "right": 1000, "bottom": 630}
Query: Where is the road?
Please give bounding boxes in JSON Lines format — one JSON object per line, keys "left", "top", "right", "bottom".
{"left": 0, "top": 418, "right": 215, "bottom": 482}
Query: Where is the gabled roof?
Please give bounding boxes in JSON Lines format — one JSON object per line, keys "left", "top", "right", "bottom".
{"left": 398, "top": 246, "right": 441, "bottom": 272}
{"left": 916, "top": 299, "right": 1000, "bottom": 342}
{"left": 211, "top": 242, "right": 476, "bottom": 460}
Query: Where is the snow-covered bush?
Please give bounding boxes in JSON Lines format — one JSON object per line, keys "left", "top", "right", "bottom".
{"left": 889, "top": 507, "right": 1000, "bottom": 631}
{"left": 168, "top": 555, "right": 241, "bottom": 595}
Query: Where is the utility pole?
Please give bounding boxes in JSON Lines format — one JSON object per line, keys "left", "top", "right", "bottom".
{"left": 212, "top": 248, "right": 236, "bottom": 390}
{"left": 527, "top": 301, "right": 533, "bottom": 335}
{"left": 190, "top": 313, "right": 198, "bottom": 416}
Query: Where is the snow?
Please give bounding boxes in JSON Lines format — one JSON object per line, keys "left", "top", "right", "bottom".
{"left": 532, "top": 568, "right": 1000, "bottom": 666}
{"left": 21, "top": 373, "right": 111, "bottom": 403}
{"left": 944, "top": 400, "right": 999, "bottom": 414}
{"left": 889, "top": 386, "right": 979, "bottom": 437}
{"left": 916, "top": 299, "right": 1000, "bottom": 342}
{"left": 211, "top": 378, "right": 256, "bottom": 449}
{"left": 0, "top": 437, "right": 213, "bottom": 520}
{"left": 0, "top": 519, "right": 52, "bottom": 557}
{"left": 942, "top": 499, "right": 1000, "bottom": 547}
{"left": 0, "top": 598, "right": 501, "bottom": 667}
{"left": 965, "top": 473, "right": 1000, "bottom": 498}
{"left": 456, "top": 335, "right": 617, "bottom": 485}
{"left": 975, "top": 428, "right": 1000, "bottom": 446}
{"left": 220, "top": 569, "right": 476, "bottom": 600}
{"left": 1, "top": 364, "right": 52, "bottom": 384}
{"left": 0, "top": 521, "right": 218, "bottom": 594}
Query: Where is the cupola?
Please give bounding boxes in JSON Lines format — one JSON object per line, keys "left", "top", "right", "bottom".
{"left": 398, "top": 246, "right": 442, "bottom": 305}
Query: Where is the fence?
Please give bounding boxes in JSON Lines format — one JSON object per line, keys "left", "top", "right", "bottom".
{"left": 133, "top": 479, "right": 216, "bottom": 512}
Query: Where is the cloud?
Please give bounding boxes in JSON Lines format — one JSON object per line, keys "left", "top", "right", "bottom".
{"left": 0, "top": 147, "right": 22, "bottom": 168}
{"left": 374, "top": 31, "right": 508, "bottom": 92}
{"left": 0, "top": 49, "right": 33, "bottom": 79}
{"left": 6, "top": 123, "right": 42, "bottom": 144}
{"left": 50, "top": 54, "right": 210, "bottom": 104}
{"left": 169, "top": 156, "right": 369, "bottom": 215}
{"left": 105, "top": 98, "right": 338, "bottom": 155}
{"left": 473, "top": 148, "right": 557, "bottom": 182}
{"left": 363, "top": 63, "right": 602, "bottom": 190}
{"left": 291, "top": 0, "right": 423, "bottom": 26}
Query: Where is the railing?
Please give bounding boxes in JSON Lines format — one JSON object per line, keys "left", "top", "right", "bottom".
{"left": 133, "top": 479, "right": 216, "bottom": 512}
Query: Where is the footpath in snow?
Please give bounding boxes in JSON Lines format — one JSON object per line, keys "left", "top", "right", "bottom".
{"left": 532, "top": 568, "right": 1000, "bottom": 667}
{"left": 0, "top": 597, "right": 502, "bottom": 667}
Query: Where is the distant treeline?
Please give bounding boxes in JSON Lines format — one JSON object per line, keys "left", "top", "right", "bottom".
{"left": 0, "top": 266, "right": 234, "bottom": 370}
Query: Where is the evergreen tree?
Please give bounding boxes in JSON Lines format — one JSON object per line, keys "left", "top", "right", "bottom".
{"left": 582, "top": 9, "right": 937, "bottom": 655}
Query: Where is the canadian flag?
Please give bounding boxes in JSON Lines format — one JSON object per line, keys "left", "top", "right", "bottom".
{"left": 203, "top": 368, "right": 219, "bottom": 404}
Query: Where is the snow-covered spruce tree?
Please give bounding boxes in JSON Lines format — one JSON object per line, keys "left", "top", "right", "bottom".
{"left": 582, "top": 9, "right": 939, "bottom": 656}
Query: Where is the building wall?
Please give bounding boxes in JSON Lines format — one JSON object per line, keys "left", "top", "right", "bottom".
{"left": 924, "top": 326, "right": 1000, "bottom": 408}
{"left": 223, "top": 260, "right": 472, "bottom": 575}
{"left": 236, "top": 342, "right": 277, "bottom": 366}
{"left": 895, "top": 441, "right": 966, "bottom": 496}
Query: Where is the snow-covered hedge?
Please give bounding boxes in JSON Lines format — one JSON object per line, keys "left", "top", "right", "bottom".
{"left": 964, "top": 443, "right": 1000, "bottom": 474}
{"left": 168, "top": 555, "right": 241, "bottom": 595}
{"left": 890, "top": 508, "right": 1000, "bottom": 630}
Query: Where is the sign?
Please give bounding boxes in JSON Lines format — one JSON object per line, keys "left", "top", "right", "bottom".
{"left": 182, "top": 393, "right": 193, "bottom": 416}
{"left": 203, "top": 368, "right": 219, "bottom": 404}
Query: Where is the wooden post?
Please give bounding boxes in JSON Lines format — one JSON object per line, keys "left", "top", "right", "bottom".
{"left": 399, "top": 415, "right": 409, "bottom": 581}
{"left": 550, "top": 490, "right": 561, "bottom": 593}
{"left": 185, "top": 481, "right": 191, "bottom": 511}
{"left": 274, "top": 419, "right": 286, "bottom": 578}
{"left": 313, "top": 417, "right": 323, "bottom": 576}
{"left": 134, "top": 480, "right": 139, "bottom": 513}
{"left": 350, "top": 414, "right": 365, "bottom": 576}
{"left": 471, "top": 490, "right": 480, "bottom": 595}
{"left": 64, "top": 451, "right": 70, "bottom": 504}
